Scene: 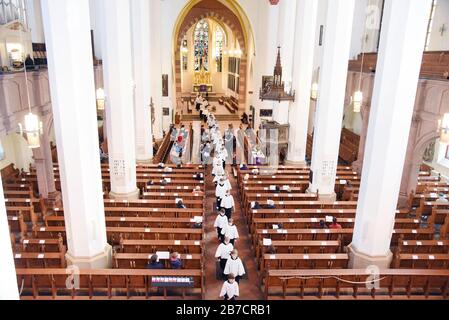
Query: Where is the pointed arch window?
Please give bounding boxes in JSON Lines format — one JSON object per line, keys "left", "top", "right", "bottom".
{"left": 214, "top": 26, "right": 225, "bottom": 72}
{"left": 194, "top": 19, "right": 209, "bottom": 71}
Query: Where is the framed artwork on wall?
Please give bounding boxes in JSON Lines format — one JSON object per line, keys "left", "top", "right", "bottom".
{"left": 162, "top": 74, "right": 169, "bottom": 97}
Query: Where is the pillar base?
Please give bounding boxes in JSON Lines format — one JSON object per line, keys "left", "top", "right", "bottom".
{"left": 352, "top": 160, "right": 362, "bottom": 174}
{"left": 284, "top": 159, "right": 307, "bottom": 167}
{"left": 66, "top": 244, "right": 112, "bottom": 269}
{"left": 347, "top": 243, "right": 393, "bottom": 269}
{"left": 136, "top": 157, "right": 154, "bottom": 165}
{"left": 46, "top": 191, "right": 63, "bottom": 207}
{"left": 307, "top": 188, "right": 337, "bottom": 202}
{"left": 109, "top": 188, "right": 140, "bottom": 201}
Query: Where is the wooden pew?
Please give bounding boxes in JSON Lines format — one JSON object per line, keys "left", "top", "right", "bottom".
{"left": 394, "top": 253, "right": 449, "bottom": 269}
{"left": 265, "top": 269, "right": 449, "bottom": 299}
{"left": 261, "top": 253, "right": 349, "bottom": 274}
{"left": 397, "top": 239, "right": 449, "bottom": 254}
{"left": 119, "top": 239, "right": 203, "bottom": 254}
{"left": 113, "top": 252, "right": 202, "bottom": 269}
{"left": 256, "top": 240, "right": 341, "bottom": 260}
{"left": 16, "top": 268, "right": 204, "bottom": 300}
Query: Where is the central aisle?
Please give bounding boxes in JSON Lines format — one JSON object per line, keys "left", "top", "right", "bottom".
{"left": 203, "top": 164, "right": 264, "bottom": 300}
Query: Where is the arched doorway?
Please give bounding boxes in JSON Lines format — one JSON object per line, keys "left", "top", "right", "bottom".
{"left": 172, "top": 0, "right": 254, "bottom": 114}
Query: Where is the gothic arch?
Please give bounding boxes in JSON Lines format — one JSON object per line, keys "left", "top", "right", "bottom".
{"left": 172, "top": 0, "right": 254, "bottom": 108}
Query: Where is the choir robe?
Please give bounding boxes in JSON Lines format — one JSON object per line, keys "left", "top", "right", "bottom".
{"left": 224, "top": 257, "right": 246, "bottom": 277}
{"left": 220, "top": 281, "right": 240, "bottom": 300}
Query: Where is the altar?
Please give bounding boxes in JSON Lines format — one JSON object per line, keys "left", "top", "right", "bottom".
{"left": 193, "top": 84, "right": 213, "bottom": 93}
{"left": 193, "top": 67, "right": 213, "bottom": 93}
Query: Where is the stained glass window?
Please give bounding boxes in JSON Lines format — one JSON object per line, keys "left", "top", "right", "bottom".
{"left": 214, "top": 27, "right": 224, "bottom": 72}
{"left": 194, "top": 19, "right": 209, "bottom": 71}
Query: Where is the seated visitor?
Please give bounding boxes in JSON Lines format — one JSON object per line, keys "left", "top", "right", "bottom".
{"left": 252, "top": 201, "right": 261, "bottom": 209}
{"left": 170, "top": 252, "right": 182, "bottom": 269}
{"left": 329, "top": 217, "right": 342, "bottom": 229}
{"left": 266, "top": 200, "right": 276, "bottom": 209}
{"left": 177, "top": 200, "right": 186, "bottom": 209}
{"left": 319, "top": 220, "right": 328, "bottom": 229}
{"left": 146, "top": 255, "right": 164, "bottom": 269}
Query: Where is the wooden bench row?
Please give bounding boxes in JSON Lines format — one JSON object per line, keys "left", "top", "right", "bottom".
{"left": 265, "top": 269, "right": 449, "bottom": 300}
{"left": 16, "top": 268, "right": 204, "bottom": 300}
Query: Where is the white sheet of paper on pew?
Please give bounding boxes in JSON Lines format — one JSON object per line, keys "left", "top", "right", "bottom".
{"left": 325, "top": 216, "right": 333, "bottom": 223}
{"left": 191, "top": 216, "right": 203, "bottom": 224}
{"left": 263, "top": 239, "right": 272, "bottom": 246}
{"left": 430, "top": 193, "right": 438, "bottom": 198}
{"left": 340, "top": 180, "right": 347, "bottom": 185}
{"left": 156, "top": 251, "right": 170, "bottom": 260}
{"left": 269, "top": 185, "right": 276, "bottom": 191}
{"left": 272, "top": 225, "right": 279, "bottom": 230}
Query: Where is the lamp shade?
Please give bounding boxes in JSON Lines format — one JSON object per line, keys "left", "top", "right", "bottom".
{"left": 24, "top": 113, "right": 40, "bottom": 149}
{"left": 311, "top": 82, "right": 318, "bottom": 100}
{"left": 353, "top": 91, "right": 363, "bottom": 113}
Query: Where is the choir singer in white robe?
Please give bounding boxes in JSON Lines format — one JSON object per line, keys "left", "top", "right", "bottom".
{"left": 224, "top": 250, "right": 246, "bottom": 283}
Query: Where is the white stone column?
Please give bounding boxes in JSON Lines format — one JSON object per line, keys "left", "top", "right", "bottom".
{"left": 131, "top": 0, "right": 153, "bottom": 163}
{"left": 272, "top": 0, "right": 296, "bottom": 125}
{"left": 41, "top": 0, "right": 111, "bottom": 268}
{"left": 101, "top": 0, "right": 139, "bottom": 200}
{"left": 0, "top": 177, "right": 20, "bottom": 300}
{"left": 252, "top": 3, "right": 280, "bottom": 130}
{"left": 286, "top": 0, "right": 318, "bottom": 164}
{"left": 32, "top": 111, "right": 60, "bottom": 204}
{"left": 309, "top": 0, "right": 355, "bottom": 199}
{"left": 150, "top": 0, "right": 163, "bottom": 139}
{"left": 26, "top": 0, "right": 45, "bottom": 43}
{"left": 348, "top": 0, "right": 432, "bottom": 268}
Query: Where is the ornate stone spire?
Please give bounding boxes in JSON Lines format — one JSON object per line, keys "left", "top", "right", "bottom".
{"left": 274, "top": 46, "right": 282, "bottom": 86}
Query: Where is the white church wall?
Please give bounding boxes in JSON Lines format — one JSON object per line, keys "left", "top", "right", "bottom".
{"left": 427, "top": 0, "right": 449, "bottom": 51}
{"left": 0, "top": 133, "right": 33, "bottom": 172}
{"left": 26, "top": 0, "right": 45, "bottom": 43}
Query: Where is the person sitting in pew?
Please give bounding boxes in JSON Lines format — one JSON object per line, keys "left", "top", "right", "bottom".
{"left": 329, "top": 217, "right": 342, "bottom": 229}
{"left": 177, "top": 200, "right": 187, "bottom": 209}
{"left": 251, "top": 201, "right": 261, "bottom": 209}
{"left": 240, "top": 163, "right": 248, "bottom": 171}
{"left": 436, "top": 193, "right": 448, "bottom": 203}
{"left": 214, "top": 209, "right": 228, "bottom": 242}
{"left": 221, "top": 218, "right": 239, "bottom": 246}
{"left": 267, "top": 200, "right": 276, "bottom": 209}
{"left": 224, "top": 250, "right": 246, "bottom": 284}
{"left": 319, "top": 220, "right": 328, "bottom": 229}
{"left": 146, "top": 255, "right": 165, "bottom": 269}
{"left": 219, "top": 274, "right": 240, "bottom": 301}
{"left": 170, "top": 252, "right": 182, "bottom": 269}
{"left": 215, "top": 236, "right": 234, "bottom": 272}
{"left": 194, "top": 172, "right": 204, "bottom": 181}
